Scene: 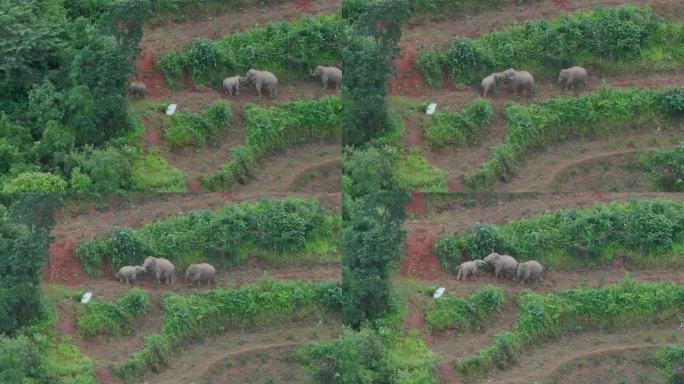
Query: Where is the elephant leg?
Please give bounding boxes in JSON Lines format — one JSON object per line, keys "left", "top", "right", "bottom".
{"left": 495, "top": 265, "right": 502, "bottom": 279}
{"left": 272, "top": 87, "right": 278, "bottom": 98}
{"left": 456, "top": 270, "right": 462, "bottom": 281}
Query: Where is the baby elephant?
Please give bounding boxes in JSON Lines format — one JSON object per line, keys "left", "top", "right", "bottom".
{"left": 223, "top": 76, "right": 245, "bottom": 96}
{"left": 129, "top": 82, "right": 147, "bottom": 98}
{"left": 456, "top": 259, "right": 488, "bottom": 281}
{"left": 483, "top": 252, "right": 519, "bottom": 280}
{"left": 481, "top": 72, "right": 505, "bottom": 98}
{"left": 115, "top": 266, "right": 145, "bottom": 284}
{"left": 503, "top": 68, "right": 534, "bottom": 97}
{"left": 185, "top": 263, "right": 217, "bottom": 286}
{"left": 142, "top": 256, "right": 176, "bottom": 285}
{"left": 558, "top": 66, "right": 587, "bottom": 93}
{"left": 311, "top": 66, "right": 342, "bottom": 90}
{"left": 245, "top": 69, "right": 278, "bottom": 98}
{"left": 516, "top": 260, "right": 544, "bottom": 283}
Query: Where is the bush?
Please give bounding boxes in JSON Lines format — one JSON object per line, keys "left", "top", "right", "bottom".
{"left": 641, "top": 145, "right": 684, "bottom": 192}
{"left": 393, "top": 147, "right": 447, "bottom": 192}
{"left": 387, "top": 331, "right": 439, "bottom": 384}
{"left": 435, "top": 199, "right": 684, "bottom": 271}
{"left": 654, "top": 346, "right": 684, "bottom": 384}
{"left": 131, "top": 149, "right": 186, "bottom": 192}
{"left": 342, "top": 146, "right": 398, "bottom": 198}
{"left": 455, "top": 278, "right": 684, "bottom": 379}
{"left": 156, "top": 52, "right": 184, "bottom": 89}
{"left": 656, "top": 88, "right": 684, "bottom": 115}
{"left": 107, "top": 227, "right": 151, "bottom": 271}
{"left": 425, "top": 99, "right": 493, "bottom": 147}
{"left": 78, "top": 288, "right": 151, "bottom": 336}
{"left": 164, "top": 100, "right": 232, "bottom": 149}
{"left": 426, "top": 285, "right": 504, "bottom": 332}
{"left": 74, "top": 146, "right": 134, "bottom": 193}
{"left": 417, "top": 6, "right": 683, "bottom": 85}
{"left": 203, "top": 97, "right": 341, "bottom": 191}
{"left": 2, "top": 172, "right": 68, "bottom": 193}
{"left": 75, "top": 240, "right": 106, "bottom": 277}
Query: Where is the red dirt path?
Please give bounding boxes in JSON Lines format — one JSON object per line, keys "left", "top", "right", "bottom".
{"left": 44, "top": 229, "right": 86, "bottom": 286}
{"left": 400, "top": 224, "right": 445, "bottom": 281}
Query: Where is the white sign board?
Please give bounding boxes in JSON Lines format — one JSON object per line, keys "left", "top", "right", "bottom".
{"left": 166, "top": 104, "right": 177, "bottom": 116}
{"left": 426, "top": 103, "right": 437, "bottom": 115}
{"left": 81, "top": 291, "right": 92, "bottom": 304}
{"left": 433, "top": 287, "right": 446, "bottom": 299}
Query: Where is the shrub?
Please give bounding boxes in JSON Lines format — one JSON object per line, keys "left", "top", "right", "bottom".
{"left": 426, "top": 285, "right": 505, "bottom": 332}
{"left": 654, "top": 346, "right": 684, "bottom": 384}
{"left": 641, "top": 145, "right": 684, "bottom": 192}
{"left": 131, "top": 149, "right": 186, "bottom": 192}
{"left": 455, "top": 278, "right": 684, "bottom": 379}
{"left": 77, "top": 288, "right": 151, "bottom": 336}
{"left": 436, "top": 199, "right": 684, "bottom": 271}
{"left": 342, "top": 146, "right": 398, "bottom": 198}
{"left": 393, "top": 147, "right": 448, "bottom": 192}
{"left": 417, "top": 6, "right": 683, "bottom": 85}
{"left": 75, "top": 146, "right": 134, "bottom": 193}
{"left": 2, "top": 172, "right": 68, "bottom": 193}
{"left": 75, "top": 240, "right": 106, "bottom": 277}
{"left": 425, "top": 99, "right": 493, "bottom": 147}
{"left": 156, "top": 51, "right": 184, "bottom": 89}
{"left": 656, "top": 88, "right": 684, "bottom": 115}
{"left": 387, "top": 331, "right": 439, "bottom": 384}
{"left": 164, "top": 100, "right": 232, "bottom": 149}
{"left": 107, "top": 227, "right": 151, "bottom": 271}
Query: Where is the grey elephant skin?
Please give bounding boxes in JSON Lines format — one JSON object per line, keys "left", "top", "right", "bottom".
{"left": 115, "top": 266, "right": 145, "bottom": 284}
{"left": 558, "top": 66, "right": 587, "bottom": 92}
{"left": 481, "top": 72, "right": 505, "bottom": 98}
{"left": 223, "top": 76, "right": 245, "bottom": 96}
{"left": 503, "top": 68, "right": 535, "bottom": 96}
{"left": 142, "top": 256, "right": 176, "bottom": 285}
{"left": 456, "top": 259, "right": 488, "bottom": 281}
{"left": 516, "top": 260, "right": 544, "bottom": 283}
{"left": 185, "top": 263, "right": 217, "bottom": 286}
{"left": 311, "top": 66, "right": 342, "bottom": 90}
{"left": 483, "top": 252, "right": 519, "bottom": 279}
{"left": 245, "top": 69, "right": 278, "bottom": 98}
{"left": 129, "top": 82, "right": 147, "bottom": 98}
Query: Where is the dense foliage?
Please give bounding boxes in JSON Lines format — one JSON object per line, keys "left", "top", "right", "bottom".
{"left": 455, "top": 278, "right": 684, "bottom": 378}
{"left": 435, "top": 199, "right": 684, "bottom": 271}
{"left": 417, "top": 6, "right": 684, "bottom": 86}
{"left": 393, "top": 147, "right": 448, "bottom": 192}
{"left": 0, "top": 0, "right": 152, "bottom": 191}
{"left": 76, "top": 198, "right": 340, "bottom": 274}
{"left": 464, "top": 87, "right": 682, "bottom": 189}
{"left": 156, "top": 15, "right": 345, "bottom": 87}
{"left": 113, "top": 279, "right": 341, "bottom": 381}
{"left": 164, "top": 100, "right": 233, "bottom": 149}
{"left": 425, "top": 99, "right": 493, "bottom": 147}
{"left": 77, "top": 288, "right": 151, "bottom": 336}
{"left": 408, "top": 0, "right": 539, "bottom": 18}
{"left": 426, "top": 285, "right": 504, "bottom": 332}
{"left": 641, "top": 145, "right": 684, "bottom": 192}
{"left": 653, "top": 346, "right": 684, "bottom": 384}
{"left": 203, "top": 96, "right": 341, "bottom": 191}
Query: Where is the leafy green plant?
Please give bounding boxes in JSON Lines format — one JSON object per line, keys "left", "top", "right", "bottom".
{"left": 1, "top": 172, "right": 68, "bottom": 193}
{"left": 426, "top": 285, "right": 504, "bottom": 332}
{"left": 78, "top": 289, "right": 151, "bottom": 337}
{"left": 131, "top": 149, "right": 186, "bottom": 192}
{"left": 653, "top": 346, "right": 684, "bottom": 384}
{"left": 425, "top": 99, "right": 493, "bottom": 147}
{"left": 394, "top": 147, "right": 448, "bottom": 192}
{"left": 164, "top": 100, "right": 232, "bottom": 149}
{"left": 640, "top": 145, "right": 684, "bottom": 192}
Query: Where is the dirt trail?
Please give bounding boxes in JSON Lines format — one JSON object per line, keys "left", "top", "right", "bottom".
{"left": 400, "top": 223, "right": 446, "bottom": 281}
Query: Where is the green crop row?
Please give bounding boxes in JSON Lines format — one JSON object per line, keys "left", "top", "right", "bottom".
{"left": 435, "top": 199, "right": 684, "bottom": 271}
{"left": 464, "top": 87, "right": 683, "bottom": 189}
{"left": 426, "top": 285, "right": 504, "bottom": 332}
{"left": 113, "top": 279, "right": 341, "bottom": 382}
{"left": 653, "top": 346, "right": 684, "bottom": 384}
{"left": 455, "top": 278, "right": 684, "bottom": 378}
{"left": 640, "top": 143, "right": 684, "bottom": 192}
{"left": 77, "top": 288, "right": 151, "bottom": 337}
{"left": 163, "top": 100, "right": 233, "bottom": 149}
{"left": 424, "top": 99, "right": 493, "bottom": 148}
{"left": 203, "top": 96, "right": 342, "bottom": 191}
{"left": 416, "top": 6, "right": 684, "bottom": 87}
{"left": 156, "top": 15, "right": 345, "bottom": 88}
{"left": 75, "top": 197, "right": 341, "bottom": 275}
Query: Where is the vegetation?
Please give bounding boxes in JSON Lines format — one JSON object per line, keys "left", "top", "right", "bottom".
{"left": 425, "top": 99, "right": 493, "bottom": 147}
{"left": 417, "top": 6, "right": 684, "bottom": 86}
{"left": 113, "top": 279, "right": 341, "bottom": 381}
{"left": 464, "top": 87, "right": 683, "bottom": 189}
{"left": 653, "top": 346, "right": 684, "bottom": 384}
{"left": 455, "top": 278, "right": 684, "bottom": 378}
{"left": 77, "top": 288, "right": 151, "bottom": 337}
{"left": 75, "top": 197, "right": 340, "bottom": 274}
{"left": 435, "top": 199, "right": 684, "bottom": 271}
{"left": 393, "top": 147, "right": 448, "bottom": 192}
{"left": 164, "top": 100, "right": 233, "bottom": 149}
{"left": 408, "top": 0, "right": 539, "bottom": 18}
{"left": 426, "top": 285, "right": 504, "bottom": 332}
{"left": 203, "top": 96, "right": 341, "bottom": 191}
{"left": 641, "top": 145, "right": 684, "bottom": 192}
{"left": 130, "top": 149, "right": 186, "bottom": 192}
{"left": 156, "top": 15, "right": 345, "bottom": 87}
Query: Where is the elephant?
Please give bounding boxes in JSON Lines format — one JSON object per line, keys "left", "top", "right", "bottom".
{"left": 483, "top": 252, "right": 519, "bottom": 279}
{"left": 245, "top": 69, "right": 278, "bottom": 98}
{"left": 456, "top": 259, "right": 488, "bottom": 281}
{"left": 558, "top": 66, "right": 587, "bottom": 93}
{"left": 223, "top": 76, "right": 246, "bottom": 96}
{"left": 311, "top": 66, "right": 342, "bottom": 90}
{"left": 129, "top": 82, "right": 147, "bottom": 98}
{"left": 503, "top": 68, "right": 535, "bottom": 96}
{"left": 142, "top": 256, "right": 176, "bottom": 285}
{"left": 115, "top": 266, "right": 145, "bottom": 284}
{"left": 516, "top": 260, "right": 544, "bottom": 283}
{"left": 185, "top": 263, "right": 217, "bottom": 286}
{"left": 481, "top": 72, "right": 505, "bottom": 98}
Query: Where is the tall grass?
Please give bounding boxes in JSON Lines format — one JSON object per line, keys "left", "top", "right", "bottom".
{"left": 77, "top": 289, "right": 151, "bottom": 337}
{"left": 394, "top": 147, "right": 448, "bottom": 192}
{"left": 426, "top": 285, "right": 505, "bottom": 332}
{"left": 640, "top": 144, "right": 684, "bottom": 192}
{"left": 425, "top": 99, "right": 493, "bottom": 148}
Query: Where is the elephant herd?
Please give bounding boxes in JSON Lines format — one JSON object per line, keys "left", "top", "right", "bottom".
{"left": 481, "top": 66, "right": 588, "bottom": 98}
{"left": 128, "top": 65, "right": 342, "bottom": 99}
{"left": 115, "top": 256, "right": 217, "bottom": 287}
{"left": 456, "top": 252, "right": 544, "bottom": 284}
